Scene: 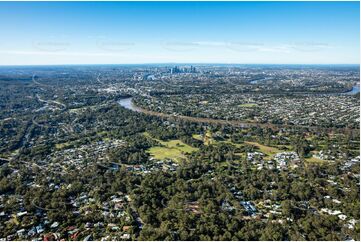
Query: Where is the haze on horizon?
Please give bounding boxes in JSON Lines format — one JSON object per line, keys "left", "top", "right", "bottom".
{"left": 0, "top": 1, "right": 359, "bottom": 65}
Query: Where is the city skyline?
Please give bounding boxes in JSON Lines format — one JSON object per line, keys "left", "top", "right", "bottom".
{"left": 0, "top": 1, "right": 359, "bottom": 65}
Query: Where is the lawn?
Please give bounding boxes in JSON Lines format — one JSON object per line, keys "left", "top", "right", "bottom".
{"left": 239, "top": 103, "right": 258, "bottom": 108}
{"left": 55, "top": 142, "right": 70, "bottom": 150}
{"left": 192, "top": 133, "right": 214, "bottom": 145}
{"left": 192, "top": 134, "right": 203, "bottom": 141}
{"left": 275, "top": 144, "right": 293, "bottom": 150}
{"left": 147, "top": 146, "right": 187, "bottom": 163}
{"left": 162, "top": 140, "right": 198, "bottom": 153}
{"left": 144, "top": 132, "right": 198, "bottom": 162}
{"left": 244, "top": 141, "right": 282, "bottom": 156}
{"left": 305, "top": 156, "right": 327, "bottom": 164}
{"left": 220, "top": 139, "right": 244, "bottom": 148}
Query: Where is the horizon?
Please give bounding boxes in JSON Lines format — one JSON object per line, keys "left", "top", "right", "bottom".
{"left": 0, "top": 1, "right": 359, "bottom": 65}
{"left": 0, "top": 63, "right": 360, "bottom": 67}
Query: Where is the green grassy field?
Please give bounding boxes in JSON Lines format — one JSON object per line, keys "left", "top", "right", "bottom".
{"left": 192, "top": 134, "right": 203, "bottom": 141}
{"left": 161, "top": 140, "right": 198, "bottom": 153}
{"left": 275, "top": 144, "right": 293, "bottom": 150}
{"left": 147, "top": 146, "right": 186, "bottom": 162}
{"left": 193, "top": 132, "right": 243, "bottom": 147}
{"left": 144, "top": 132, "right": 198, "bottom": 162}
{"left": 219, "top": 139, "right": 244, "bottom": 148}
{"left": 55, "top": 142, "right": 70, "bottom": 150}
{"left": 239, "top": 103, "right": 258, "bottom": 108}
{"left": 305, "top": 156, "right": 327, "bottom": 163}
{"left": 244, "top": 141, "right": 282, "bottom": 156}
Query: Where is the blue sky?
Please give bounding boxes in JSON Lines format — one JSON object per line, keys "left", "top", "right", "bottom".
{"left": 0, "top": 1, "right": 359, "bottom": 65}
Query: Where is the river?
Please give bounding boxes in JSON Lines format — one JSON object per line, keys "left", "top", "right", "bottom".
{"left": 117, "top": 93, "right": 358, "bottom": 132}
{"left": 118, "top": 97, "right": 253, "bottom": 128}
{"left": 118, "top": 84, "right": 359, "bottom": 112}
{"left": 345, "top": 85, "right": 360, "bottom": 95}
